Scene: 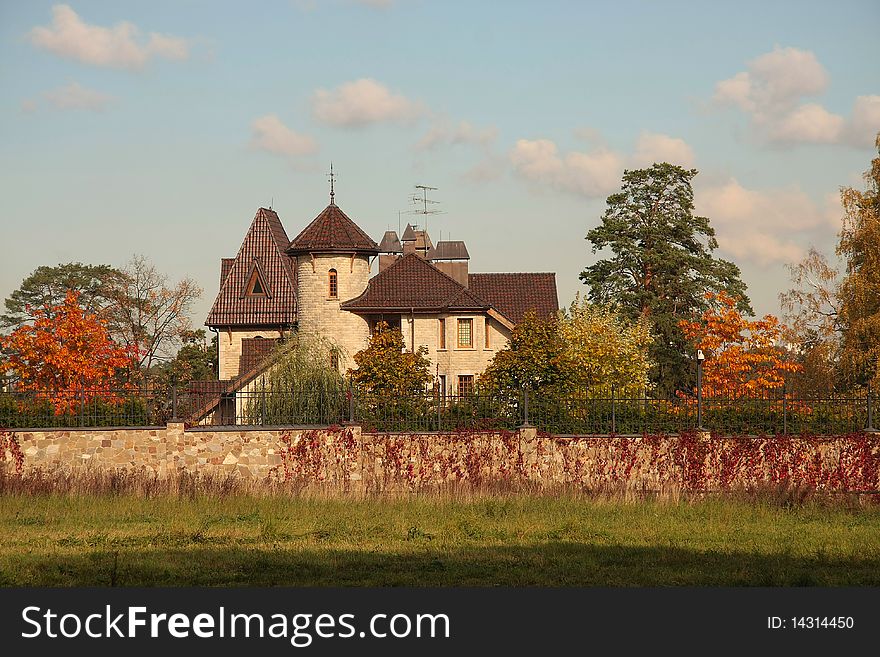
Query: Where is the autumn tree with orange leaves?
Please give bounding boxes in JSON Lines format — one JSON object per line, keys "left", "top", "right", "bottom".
{"left": 679, "top": 292, "right": 801, "bottom": 397}
{"left": 0, "top": 290, "right": 135, "bottom": 414}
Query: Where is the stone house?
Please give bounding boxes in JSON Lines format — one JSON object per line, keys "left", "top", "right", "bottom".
{"left": 204, "top": 191, "right": 558, "bottom": 398}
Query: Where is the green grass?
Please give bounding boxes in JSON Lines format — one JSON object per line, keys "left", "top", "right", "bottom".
{"left": 1, "top": 494, "right": 878, "bottom": 586}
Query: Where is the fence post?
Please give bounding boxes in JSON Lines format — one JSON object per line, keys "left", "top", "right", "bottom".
{"left": 696, "top": 356, "right": 704, "bottom": 431}
{"left": 782, "top": 389, "right": 787, "bottom": 436}
{"left": 611, "top": 386, "right": 616, "bottom": 435}
{"left": 260, "top": 375, "right": 266, "bottom": 426}
{"left": 436, "top": 383, "right": 441, "bottom": 431}
{"left": 348, "top": 377, "right": 355, "bottom": 424}
{"left": 520, "top": 386, "right": 531, "bottom": 427}
{"left": 866, "top": 384, "right": 878, "bottom": 433}
{"left": 172, "top": 375, "right": 179, "bottom": 422}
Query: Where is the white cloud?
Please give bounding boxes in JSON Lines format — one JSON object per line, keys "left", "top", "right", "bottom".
{"left": 27, "top": 4, "right": 188, "bottom": 70}
{"left": 43, "top": 81, "right": 114, "bottom": 111}
{"left": 354, "top": 0, "right": 395, "bottom": 7}
{"left": 696, "top": 178, "right": 832, "bottom": 266}
{"left": 632, "top": 132, "right": 696, "bottom": 168}
{"left": 416, "top": 119, "right": 497, "bottom": 151}
{"left": 510, "top": 131, "right": 695, "bottom": 198}
{"left": 312, "top": 78, "right": 424, "bottom": 127}
{"left": 712, "top": 46, "right": 878, "bottom": 148}
{"left": 770, "top": 103, "right": 844, "bottom": 144}
{"left": 823, "top": 190, "right": 845, "bottom": 229}
{"left": 250, "top": 114, "right": 318, "bottom": 157}
{"left": 20, "top": 99, "right": 38, "bottom": 114}
{"left": 844, "top": 95, "right": 880, "bottom": 147}
{"left": 509, "top": 138, "right": 624, "bottom": 198}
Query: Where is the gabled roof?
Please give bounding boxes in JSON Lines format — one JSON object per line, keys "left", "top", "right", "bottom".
{"left": 378, "top": 230, "right": 402, "bottom": 253}
{"left": 341, "top": 253, "right": 490, "bottom": 313}
{"left": 206, "top": 208, "right": 297, "bottom": 327}
{"left": 468, "top": 273, "right": 559, "bottom": 324}
{"left": 427, "top": 240, "right": 469, "bottom": 260}
{"left": 287, "top": 203, "right": 379, "bottom": 254}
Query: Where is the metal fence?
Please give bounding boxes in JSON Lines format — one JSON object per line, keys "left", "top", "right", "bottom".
{"left": 1, "top": 383, "right": 878, "bottom": 436}
{"left": 0, "top": 387, "right": 171, "bottom": 428}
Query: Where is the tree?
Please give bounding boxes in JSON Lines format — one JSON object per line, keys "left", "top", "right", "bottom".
{"left": 836, "top": 133, "right": 880, "bottom": 390}
{"left": 246, "top": 332, "right": 345, "bottom": 425}
{"left": 679, "top": 292, "right": 801, "bottom": 397}
{"left": 151, "top": 329, "right": 218, "bottom": 388}
{"left": 0, "top": 290, "right": 135, "bottom": 413}
{"left": 580, "top": 163, "right": 750, "bottom": 395}
{"left": 1, "top": 262, "right": 125, "bottom": 329}
{"left": 110, "top": 255, "right": 202, "bottom": 371}
{"left": 349, "top": 322, "right": 432, "bottom": 396}
{"left": 478, "top": 311, "right": 568, "bottom": 398}
{"left": 559, "top": 295, "right": 654, "bottom": 396}
{"left": 779, "top": 247, "right": 842, "bottom": 395}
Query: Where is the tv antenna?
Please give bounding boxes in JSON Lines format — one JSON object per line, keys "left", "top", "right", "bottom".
{"left": 407, "top": 184, "right": 444, "bottom": 240}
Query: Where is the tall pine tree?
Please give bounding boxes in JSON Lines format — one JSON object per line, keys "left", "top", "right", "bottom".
{"left": 580, "top": 163, "right": 750, "bottom": 394}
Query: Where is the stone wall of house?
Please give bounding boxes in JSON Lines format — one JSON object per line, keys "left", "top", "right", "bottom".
{"left": 296, "top": 253, "right": 372, "bottom": 372}
{"left": 414, "top": 313, "right": 511, "bottom": 389}
{"left": 219, "top": 328, "right": 284, "bottom": 380}
{"left": 7, "top": 425, "right": 879, "bottom": 495}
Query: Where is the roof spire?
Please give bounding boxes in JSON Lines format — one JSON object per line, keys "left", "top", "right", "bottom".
{"left": 328, "top": 162, "right": 336, "bottom": 205}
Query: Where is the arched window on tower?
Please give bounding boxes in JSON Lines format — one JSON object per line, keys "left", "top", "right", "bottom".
{"left": 328, "top": 269, "right": 338, "bottom": 299}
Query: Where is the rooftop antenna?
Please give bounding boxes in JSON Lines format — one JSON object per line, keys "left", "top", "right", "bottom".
{"left": 407, "top": 184, "right": 443, "bottom": 250}
{"left": 327, "top": 162, "right": 336, "bottom": 205}
{"left": 270, "top": 196, "right": 273, "bottom": 210}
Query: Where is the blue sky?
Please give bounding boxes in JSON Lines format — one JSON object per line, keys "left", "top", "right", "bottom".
{"left": 1, "top": 0, "right": 878, "bottom": 330}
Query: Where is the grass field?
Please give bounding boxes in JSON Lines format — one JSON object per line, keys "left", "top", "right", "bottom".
{"left": 1, "top": 492, "right": 879, "bottom": 586}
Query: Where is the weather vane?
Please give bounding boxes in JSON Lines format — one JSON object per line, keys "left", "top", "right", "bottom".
{"left": 328, "top": 163, "right": 336, "bottom": 205}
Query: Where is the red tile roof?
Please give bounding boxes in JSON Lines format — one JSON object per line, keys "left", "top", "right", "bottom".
{"left": 205, "top": 208, "right": 297, "bottom": 327}
{"left": 468, "top": 273, "right": 559, "bottom": 324}
{"left": 287, "top": 203, "right": 379, "bottom": 254}
{"left": 341, "top": 253, "right": 490, "bottom": 313}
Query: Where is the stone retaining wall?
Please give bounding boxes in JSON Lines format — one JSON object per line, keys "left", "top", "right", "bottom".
{"left": 5, "top": 425, "right": 880, "bottom": 493}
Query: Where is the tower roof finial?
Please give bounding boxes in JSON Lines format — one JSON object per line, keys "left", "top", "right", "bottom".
{"left": 328, "top": 162, "right": 336, "bottom": 205}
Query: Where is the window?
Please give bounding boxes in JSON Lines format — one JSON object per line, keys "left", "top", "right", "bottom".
{"left": 328, "top": 269, "right": 338, "bottom": 299}
{"left": 244, "top": 268, "right": 267, "bottom": 297}
{"left": 458, "top": 375, "right": 474, "bottom": 397}
{"left": 457, "top": 318, "right": 473, "bottom": 348}
{"left": 484, "top": 318, "right": 490, "bottom": 348}
{"left": 438, "top": 318, "right": 446, "bottom": 349}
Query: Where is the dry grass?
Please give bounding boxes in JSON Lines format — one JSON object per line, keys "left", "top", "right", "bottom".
{"left": 1, "top": 466, "right": 879, "bottom": 587}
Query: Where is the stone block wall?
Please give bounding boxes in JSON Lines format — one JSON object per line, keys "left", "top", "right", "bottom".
{"left": 6, "top": 426, "right": 879, "bottom": 495}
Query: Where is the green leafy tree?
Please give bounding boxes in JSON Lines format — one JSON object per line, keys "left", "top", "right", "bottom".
{"left": 151, "top": 330, "right": 218, "bottom": 388}
{"left": 247, "top": 332, "right": 345, "bottom": 425}
{"left": 837, "top": 133, "right": 880, "bottom": 389}
{"left": 1, "top": 262, "right": 125, "bottom": 329}
{"left": 580, "top": 163, "right": 750, "bottom": 395}
{"left": 478, "top": 311, "right": 568, "bottom": 398}
{"left": 349, "top": 322, "right": 432, "bottom": 396}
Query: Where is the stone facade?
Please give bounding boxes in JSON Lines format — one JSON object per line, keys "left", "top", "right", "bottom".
{"left": 295, "top": 253, "right": 372, "bottom": 372}
{"left": 218, "top": 328, "right": 285, "bottom": 380}
{"left": 8, "top": 426, "right": 879, "bottom": 495}
{"left": 407, "top": 313, "right": 511, "bottom": 390}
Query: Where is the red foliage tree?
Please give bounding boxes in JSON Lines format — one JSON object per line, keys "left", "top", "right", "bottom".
{"left": 679, "top": 292, "right": 802, "bottom": 397}
{"left": 0, "top": 290, "right": 135, "bottom": 414}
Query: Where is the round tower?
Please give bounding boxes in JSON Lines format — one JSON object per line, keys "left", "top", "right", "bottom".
{"left": 287, "top": 200, "right": 379, "bottom": 371}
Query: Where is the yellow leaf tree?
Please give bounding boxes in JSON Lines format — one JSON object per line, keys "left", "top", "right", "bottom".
{"left": 559, "top": 295, "right": 654, "bottom": 397}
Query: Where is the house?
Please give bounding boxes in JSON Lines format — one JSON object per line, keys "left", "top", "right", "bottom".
{"left": 204, "top": 189, "right": 558, "bottom": 399}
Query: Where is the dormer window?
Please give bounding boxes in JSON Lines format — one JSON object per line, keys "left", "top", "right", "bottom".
{"left": 328, "top": 269, "right": 338, "bottom": 299}
{"left": 244, "top": 266, "right": 268, "bottom": 298}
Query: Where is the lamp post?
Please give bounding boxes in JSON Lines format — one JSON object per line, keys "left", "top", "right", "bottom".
{"left": 696, "top": 349, "right": 705, "bottom": 431}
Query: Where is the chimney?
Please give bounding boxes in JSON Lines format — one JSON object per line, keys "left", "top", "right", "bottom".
{"left": 428, "top": 241, "right": 469, "bottom": 287}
